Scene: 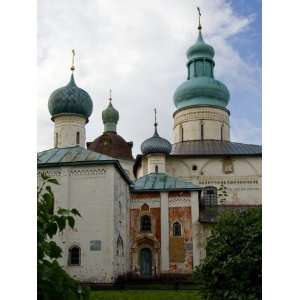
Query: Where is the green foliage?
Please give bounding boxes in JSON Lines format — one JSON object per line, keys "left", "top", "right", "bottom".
{"left": 218, "top": 184, "right": 228, "bottom": 204}
{"left": 37, "top": 173, "right": 89, "bottom": 300}
{"left": 90, "top": 290, "right": 200, "bottom": 300}
{"left": 193, "top": 208, "right": 262, "bottom": 300}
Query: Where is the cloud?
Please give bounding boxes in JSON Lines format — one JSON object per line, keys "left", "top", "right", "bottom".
{"left": 38, "top": 0, "right": 261, "bottom": 155}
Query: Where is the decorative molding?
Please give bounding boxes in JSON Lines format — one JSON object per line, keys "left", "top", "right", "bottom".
{"left": 174, "top": 108, "right": 229, "bottom": 127}
{"left": 37, "top": 169, "right": 62, "bottom": 177}
{"left": 69, "top": 168, "right": 106, "bottom": 177}
{"left": 169, "top": 197, "right": 191, "bottom": 207}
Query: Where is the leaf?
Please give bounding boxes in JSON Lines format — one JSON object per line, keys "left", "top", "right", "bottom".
{"left": 67, "top": 216, "right": 75, "bottom": 229}
{"left": 48, "top": 178, "right": 59, "bottom": 185}
{"left": 71, "top": 208, "right": 81, "bottom": 217}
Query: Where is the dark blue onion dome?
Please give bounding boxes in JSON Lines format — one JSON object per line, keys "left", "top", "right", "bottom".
{"left": 141, "top": 121, "right": 172, "bottom": 155}
{"left": 48, "top": 73, "right": 93, "bottom": 122}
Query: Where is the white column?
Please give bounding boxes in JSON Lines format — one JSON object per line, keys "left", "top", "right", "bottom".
{"left": 191, "top": 191, "right": 201, "bottom": 268}
{"left": 160, "top": 192, "right": 169, "bottom": 272}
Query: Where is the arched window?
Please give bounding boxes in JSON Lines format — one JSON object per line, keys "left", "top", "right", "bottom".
{"left": 202, "top": 186, "right": 218, "bottom": 206}
{"left": 173, "top": 222, "right": 182, "bottom": 237}
{"left": 140, "top": 215, "right": 151, "bottom": 232}
{"left": 76, "top": 132, "right": 80, "bottom": 145}
{"left": 201, "top": 122, "right": 204, "bottom": 140}
{"left": 116, "top": 235, "right": 124, "bottom": 256}
{"left": 68, "top": 246, "right": 81, "bottom": 266}
{"left": 155, "top": 165, "right": 159, "bottom": 173}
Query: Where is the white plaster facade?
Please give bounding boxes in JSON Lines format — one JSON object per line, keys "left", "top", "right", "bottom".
{"left": 173, "top": 106, "right": 230, "bottom": 142}
{"left": 53, "top": 114, "right": 86, "bottom": 148}
{"left": 38, "top": 164, "right": 130, "bottom": 283}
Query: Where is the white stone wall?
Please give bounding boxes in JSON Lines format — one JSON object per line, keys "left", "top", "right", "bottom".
{"left": 166, "top": 156, "right": 262, "bottom": 205}
{"left": 113, "top": 169, "right": 130, "bottom": 278}
{"left": 173, "top": 106, "right": 230, "bottom": 142}
{"left": 38, "top": 164, "right": 130, "bottom": 283}
{"left": 147, "top": 154, "right": 166, "bottom": 174}
{"left": 53, "top": 114, "right": 86, "bottom": 148}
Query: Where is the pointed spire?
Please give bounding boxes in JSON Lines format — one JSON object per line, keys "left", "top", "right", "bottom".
{"left": 70, "top": 49, "right": 75, "bottom": 71}
{"left": 153, "top": 108, "right": 159, "bottom": 136}
{"left": 109, "top": 89, "right": 112, "bottom": 102}
{"left": 197, "top": 7, "right": 202, "bottom": 31}
{"left": 196, "top": 7, "right": 204, "bottom": 42}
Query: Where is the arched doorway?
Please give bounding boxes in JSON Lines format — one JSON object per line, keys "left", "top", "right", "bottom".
{"left": 139, "top": 248, "right": 152, "bottom": 277}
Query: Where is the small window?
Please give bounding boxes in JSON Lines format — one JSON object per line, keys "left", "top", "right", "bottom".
{"left": 116, "top": 235, "right": 124, "bottom": 256}
{"left": 140, "top": 215, "right": 151, "bottom": 232}
{"left": 173, "top": 222, "right": 182, "bottom": 237}
{"left": 76, "top": 132, "right": 80, "bottom": 145}
{"left": 202, "top": 186, "right": 218, "bottom": 206}
{"left": 201, "top": 122, "right": 204, "bottom": 140}
{"left": 68, "top": 246, "right": 81, "bottom": 266}
{"left": 55, "top": 132, "right": 58, "bottom": 147}
{"left": 221, "top": 124, "right": 224, "bottom": 141}
{"left": 179, "top": 125, "right": 184, "bottom": 142}
{"left": 192, "top": 165, "right": 197, "bottom": 171}
{"left": 155, "top": 165, "right": 159, "bottom": 173}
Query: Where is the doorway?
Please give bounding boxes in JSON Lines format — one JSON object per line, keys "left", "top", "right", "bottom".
{"left": 139, "top": 248, "right": 152, "bottom": 277}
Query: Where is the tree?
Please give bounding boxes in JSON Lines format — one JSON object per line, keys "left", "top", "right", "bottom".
{"left": 37, "top": 173, "right": 89, "bottom": 300}
{"left": 194, "top": 208, "right": 262, "bottom": 300}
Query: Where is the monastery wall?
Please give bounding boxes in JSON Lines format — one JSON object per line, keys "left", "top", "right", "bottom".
{"left": 38, "top": 165, "right": 129, "bottom": 283}
{"left": 166, "top": 156, "right": 262, "bottom": 205}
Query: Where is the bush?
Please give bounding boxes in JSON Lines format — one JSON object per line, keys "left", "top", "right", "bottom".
{"left": 193, "top": 208, "right": 262, "bottom": 300}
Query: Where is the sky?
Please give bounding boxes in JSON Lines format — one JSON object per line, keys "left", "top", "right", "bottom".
{"left": 37, "top": 0, "right": 261, "bottom": 155}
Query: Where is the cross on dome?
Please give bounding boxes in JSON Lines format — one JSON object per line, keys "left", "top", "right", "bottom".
{"left": 70, "top": 49, "right": 75, "bottom": 72}
{"left": 197, "top": 7, "right": 202, "bottom": 31}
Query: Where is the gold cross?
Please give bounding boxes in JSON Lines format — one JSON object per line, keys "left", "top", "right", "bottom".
{"left": 197, "top": 7, "right": 202, "bottom": 30}
{"left": 71, "top": 49, "right": 75, "bottom": 71}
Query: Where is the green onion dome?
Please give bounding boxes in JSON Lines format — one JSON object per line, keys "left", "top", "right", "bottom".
{"left": 48, "top": 74, "right": 93, "bottom": 121}
{"left": 173, "top": 29, "right": 230, "bottom": 110}
{"left": 141, "top": 124, "right": 172, "bottom": 155}
{"left": 102, "top": 101, "right": 119, "bottom": 133}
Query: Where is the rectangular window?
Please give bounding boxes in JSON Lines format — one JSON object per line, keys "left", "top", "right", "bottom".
{"left": 76, "top": 132, "right": 80, "bottom": 145}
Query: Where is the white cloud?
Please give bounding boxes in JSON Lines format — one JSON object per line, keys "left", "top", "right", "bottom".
{"left": 38, "top": 0, "right": 261, "bottom": 155}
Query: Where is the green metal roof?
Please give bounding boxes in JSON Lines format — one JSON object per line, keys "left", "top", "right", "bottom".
{"left": 37, "top": 146, "right": 132, "bottom": 184}
{"left": 131, "top": 173, "right": 201, "bottom": 192}
{"left": 38, "top": 146, "right": 113, "bottom": 164}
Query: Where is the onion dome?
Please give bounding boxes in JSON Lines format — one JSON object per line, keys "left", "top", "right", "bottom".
{"left": 173, "top": 9, "right": 230, "bottom": 110}
{"left": 48, "top": 73, "right": 93, "bottom": 121}
{"left": 141, "top": 110, "right": 172, "bottom": 155}
{"left": 102, "top": 96, "right": 119, "bottom": 133}
{"left": 87, "top": 93, "right": 133, "bottom": 160}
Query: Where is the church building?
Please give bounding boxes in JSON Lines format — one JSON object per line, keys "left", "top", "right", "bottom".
{"left": 38, "top": 12, "right": 262, "bottom": 283}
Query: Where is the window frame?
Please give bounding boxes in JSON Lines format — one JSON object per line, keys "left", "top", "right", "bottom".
{"left": 68, "top": 245, "right": 81, "bottom": 266}
{"left": 172, "top": 221, "right": 182, "bottom": 237}
{"left": 140, "top": 214, "right": 152, "bottom": 233}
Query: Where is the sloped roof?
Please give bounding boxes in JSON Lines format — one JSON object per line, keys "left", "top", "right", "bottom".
{"left": 38, "top": 146, "right": 113, "bottom": 164}
{"left": 37, "top": 146, "right": 131, "bottom": 184}
{"left": 171, "top": 140, "right": 262, "bottom": 156}
{"left": 131, "top": 173, "right": 201, "bottom": 192}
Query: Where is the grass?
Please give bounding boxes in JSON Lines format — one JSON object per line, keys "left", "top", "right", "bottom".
{"left": 90, "top": 290, "right": 201, "bottom": 300}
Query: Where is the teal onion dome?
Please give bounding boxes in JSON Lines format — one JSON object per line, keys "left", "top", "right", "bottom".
{"left": 141, "top": 124, "right": 172, "bottom": 155}
{"left": 48, "top": 74, "right": 93, "bottom": 121}
{"left": 102, "top": 101, "right": 119, "bottom": 133}
{"left": 173, "top": 29, "right": 230, "bottom": 110}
